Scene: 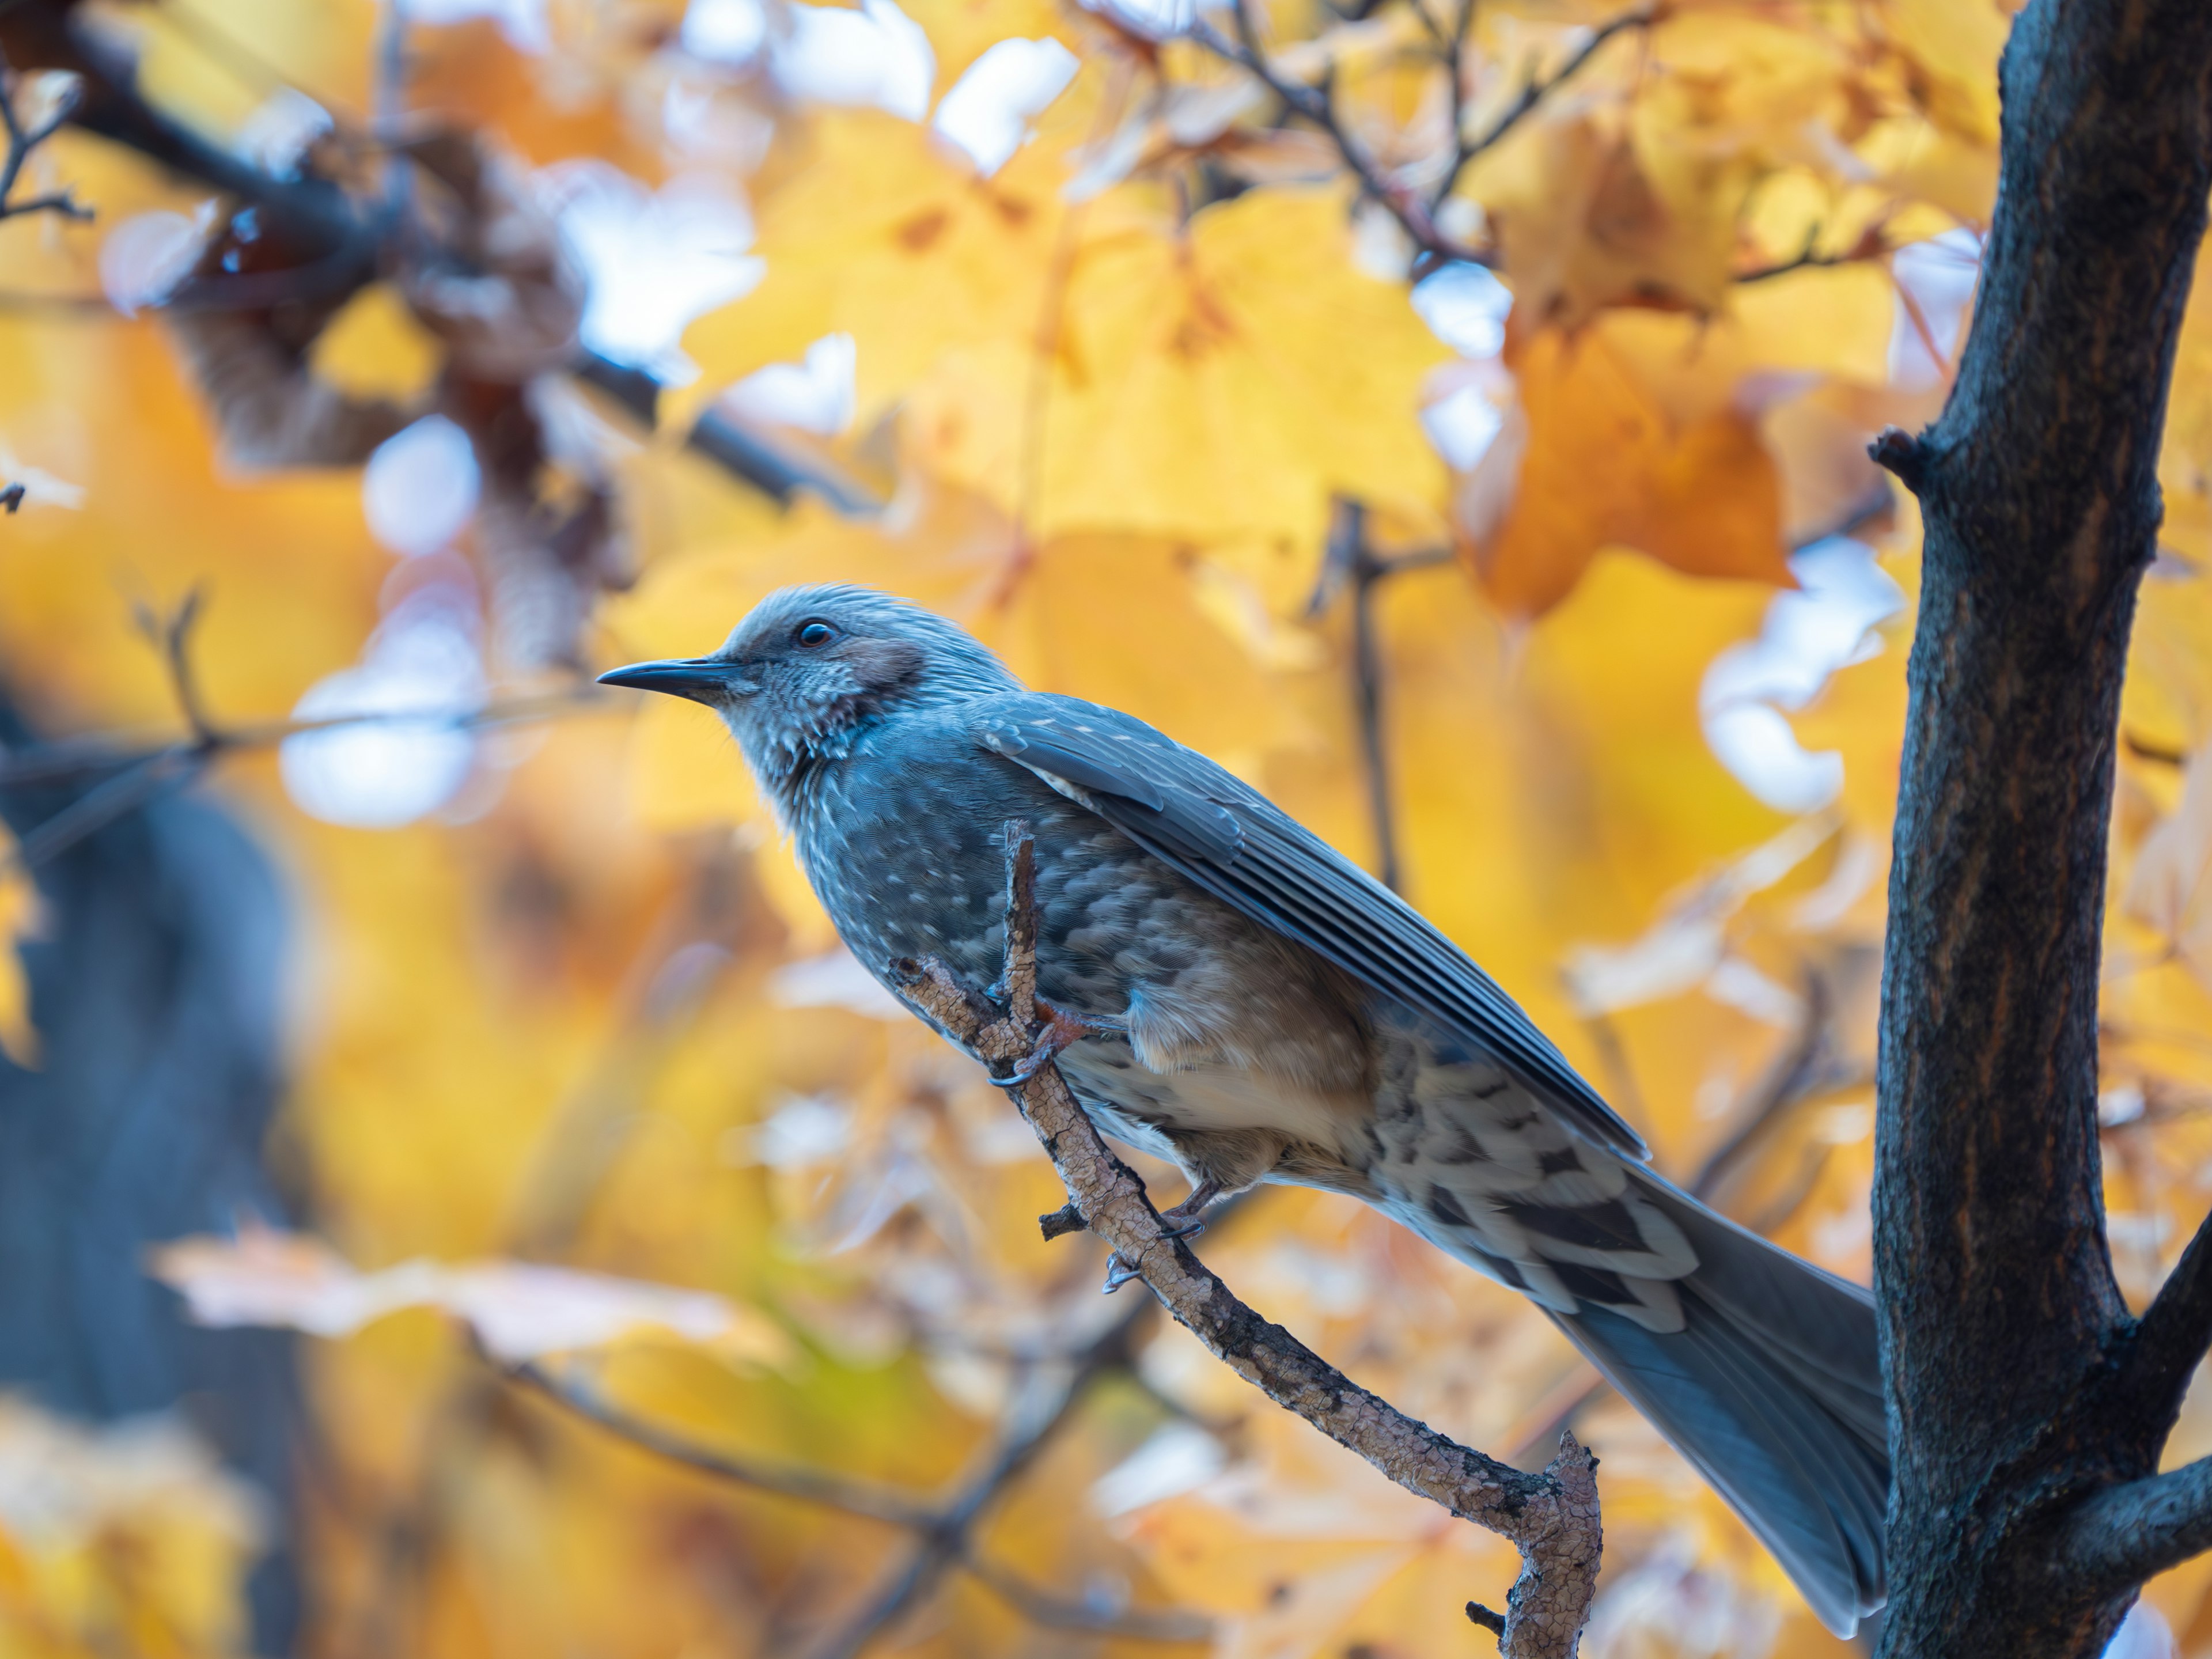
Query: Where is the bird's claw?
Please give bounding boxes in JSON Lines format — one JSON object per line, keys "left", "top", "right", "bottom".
{"left": 1101, "top": 1252, "right": 1143, "bottom": 1294}
{"left": 1154, "top": 1177, "right": 1222, "bottom": 1234}
{"left": 1000, "top": 1000, "right": 1126, "bottom": 1086}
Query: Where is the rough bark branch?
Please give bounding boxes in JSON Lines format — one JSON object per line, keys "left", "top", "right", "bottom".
{"left": 2052, "top": 1455, "right": 2212, "bottom": 1599}
{"left": 1868, "top": 0, "right": 2212, "bottom": 1652}
{"left": 891, "top": 821, "right": 1601, "bottom": 1659}
{"left": 2120, "top": 1202, "right": 2212, "bottom": 1429}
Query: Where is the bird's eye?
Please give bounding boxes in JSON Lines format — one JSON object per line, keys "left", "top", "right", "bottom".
{"left": 794, "top": 620, "right": 836, "bottom": 649}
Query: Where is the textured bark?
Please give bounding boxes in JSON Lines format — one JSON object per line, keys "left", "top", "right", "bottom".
{"left": 1870, "top": 1, "right": 2212, "bottom": 1654}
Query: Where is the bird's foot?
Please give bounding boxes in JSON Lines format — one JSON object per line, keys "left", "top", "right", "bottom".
{"left": 1001, "top": 999, "right": 1126, "bottom": 1085}
{"left": 1154, "top": 1177, "right": 1222, "bottom": 1238}
{"left": 1100, "top": 1181, "right": 1221, "bottom": 1291}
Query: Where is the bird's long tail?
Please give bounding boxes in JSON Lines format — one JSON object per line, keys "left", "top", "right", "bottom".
{"left": 1550, "top": 1177, "right": 1888, "bottom": 1638}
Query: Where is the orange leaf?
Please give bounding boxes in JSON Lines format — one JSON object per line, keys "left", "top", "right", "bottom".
{"left": 1457, "top": 327, "right": 1790, "bottom": 615}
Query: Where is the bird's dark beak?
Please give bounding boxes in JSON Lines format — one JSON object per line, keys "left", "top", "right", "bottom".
{"left": 597, "top": 657, "right": 738, "bottom": 703}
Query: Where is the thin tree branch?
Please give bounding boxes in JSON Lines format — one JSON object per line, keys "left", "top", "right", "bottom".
{"left": 2119, "top": 1202, "right": 2212, "bottom": 1431}
{"left": 0, "top": 748, "right": 206, "bottom": 876}
{"left": 0, "top": 593, "right": 607, "bottom": 873}
{"left": 963, "top": 1557, "right": 1213, "bottom": 1642}
{"left": 506, "top": 1359, "right": 938, "bottom": 1528}
{"left": 0, "top": 41, "right": 91, "bottom": 222}
{"left": 892, "top": 821, "right": 1602, "bottom": 1659}
{"left": 1436, "top": 7, "right": 1653, "bottom": 203}
{"left": 1421, "top": 0, "right": 1479, "bottom": 211}
{"left": 802, "top": 1303, "right": 1150, "bottom": 1659}
{"left": 507, "top": 1323, "right": 1213, "bottom": 1652}
{"left": 1304, "top": 502, "right": 1453, "bottom": 895}
{"left": 2053, "top": 1455, "right": 2212, "bottom": 1600}
{"left": 1, "top": 484, "right": 24, "bottom": 514}
{"left": 1191, "top": 0, "right": 1491, "bottom": 270}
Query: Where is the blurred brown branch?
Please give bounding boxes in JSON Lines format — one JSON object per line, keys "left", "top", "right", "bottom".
{"left": 1304, "top": 499, "right": 1453, "bottom": 894}
{"left": 0, "top": 42, "right": 90, "bottom": 223}
{"left": 503, "top": 1318, "right": 1214, "bottom": 1653}
{"left": 1431, "top": 5, "right": 1655, "bottom": 207}
{"left": 893, "top": 821, "right": 1603, "bottom": 1659}
{"left": 0, "top": 594, "right": 608, "bottom": 876}
{"left": 1192, "top": 0, "right": 1492, "bottom": 270}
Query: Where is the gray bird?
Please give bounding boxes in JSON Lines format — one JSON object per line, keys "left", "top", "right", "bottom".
{"left": 601, "top": 583, "right": 1888, "bottom": 1635}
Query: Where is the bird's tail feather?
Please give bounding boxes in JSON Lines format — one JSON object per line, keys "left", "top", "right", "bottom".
{"left": 1551, "top": 1178, "right": 1888, "bottom": 1638}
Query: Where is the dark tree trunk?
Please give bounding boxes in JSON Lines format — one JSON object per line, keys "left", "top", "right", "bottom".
{"left": 1872, "top": 0, "right": 2212, "bottom": 1654}
{"left": 0, "top": 709, "right": 308, "bottom": 1653}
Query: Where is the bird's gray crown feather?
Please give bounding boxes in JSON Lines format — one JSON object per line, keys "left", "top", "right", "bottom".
{"left": 706, "top": 584, "right": 1021, "bottom": 809}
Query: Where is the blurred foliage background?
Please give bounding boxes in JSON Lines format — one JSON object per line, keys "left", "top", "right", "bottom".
{"left": 3, "top": 0, "right": 2212, "bottom": 1654}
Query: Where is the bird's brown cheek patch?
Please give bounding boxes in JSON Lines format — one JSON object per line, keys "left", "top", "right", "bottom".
{"left": 839, "top": 639, "right": 927, "bottom": 696}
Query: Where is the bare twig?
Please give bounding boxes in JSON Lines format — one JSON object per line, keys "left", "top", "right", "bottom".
{"left": 891, "top": 821, "right": 1604, "bottom": 1659}
{"left": 508, "top": 1359, "right": 937, "bottom": 1527}
{"left": 1421, "top": 0, "right": 1479, "bottom": 211}
{"left": 0, "top": 593, "right": 608, "bottom": 874}
{"left": 511, "top": 1362, "right": 942, "bottom": 1531}
{"left": 1434, "top": 7, "right": 1653, "bottom": 205}
{"left": 1192, "top": 0, "right": 1491, "bottom": 269}
{"left": 964, "top": 1557, "right": 1213, "bottom": 1642}
{"left": 500, "top": 1306, "right": 1212, "bottom": 1654}
{"left": 1304, "top": 502, "right": 1453, "bottom": 894}
{"left": 0, "top": 748, "right": 206, "bottom": 876}
{"left": 803, "top": 1298, "right": 1158, "bottom": 1659}
{"left": 0, "top": 43, "right": 92, "bottom": 223}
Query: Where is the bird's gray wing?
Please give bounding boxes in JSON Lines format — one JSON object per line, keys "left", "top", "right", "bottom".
{"left": 971, "top": 695, "right": 1647, "bottom": 1159}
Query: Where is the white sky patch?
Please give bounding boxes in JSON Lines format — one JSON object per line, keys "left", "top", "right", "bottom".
{"left": 542, "top": 164, "right": 764, "bottom": 385}
{"left": 931, "top": 37, "right": 1078, "bottom": 176}
{"left": 233, "top": 88, "right": 331, "bottom": 179}
{"left": 1700, "top": 537, "right": 1905, "bottom": 813}
{"left": 767, "top": 944, "right": 907, "bottom": 1018}
{"left": 726, "top": 1093, "right": 853, "bottom": 1168}
{"left": 99, "top": 206, "right": 215, "bottom": 316}
{"left": 363, "top": 415, "right": 480, "bottom": 558}
{"left": 1421, "top": 383, "right": 1506, "bottom": 471}
{"left": 1889, "top": 227, "right": 1981, "bottom": 391}
{"left": 279, "top": 587, "right": 486, "bottom": 829}
{"left": 772, "top": 0, "right": 935, "bottom": 122}
{"left": 399, "top": 0, "right": 550, "bottom": 52}
{"left": 719, "top": 333, "right": 857, "bottom": 434}
{"left": 2103, "top": 1600, "right": 2177, "bottom": 1659}
{"left": 1075, "top": 0, "right": 1199, "bottom": 40}
{"left": 1090, "top": 1425, "right": 1226, "bottom": 1517}
{"left": 1411, "top": 262, "right": 1512, "bottom": 358}
{"left": 682, "top": 0, "right": 767, "bottom": 63}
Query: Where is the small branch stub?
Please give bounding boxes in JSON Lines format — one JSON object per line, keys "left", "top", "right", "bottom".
{"left": 1869, "top": 426, "right": 1929, "bottom": 494}
{"left": 1039, "top": 1201, "right": 1087, "bottom": 1241}
{"left": 889, "top": 818, "right": 1604, "bottom": 1659}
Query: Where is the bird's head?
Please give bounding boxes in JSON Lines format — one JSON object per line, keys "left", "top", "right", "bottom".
{"left": 598, "top": 584, "right": 1018, "bottom": 801}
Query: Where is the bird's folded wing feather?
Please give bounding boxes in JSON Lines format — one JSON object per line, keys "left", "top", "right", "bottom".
{"left": 971, "top": 696, "right": 1647, "bottom": 1159}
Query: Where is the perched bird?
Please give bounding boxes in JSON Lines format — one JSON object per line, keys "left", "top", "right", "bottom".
{"left": 601, "top": 584, "right": 1888, "bottom": 1635}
